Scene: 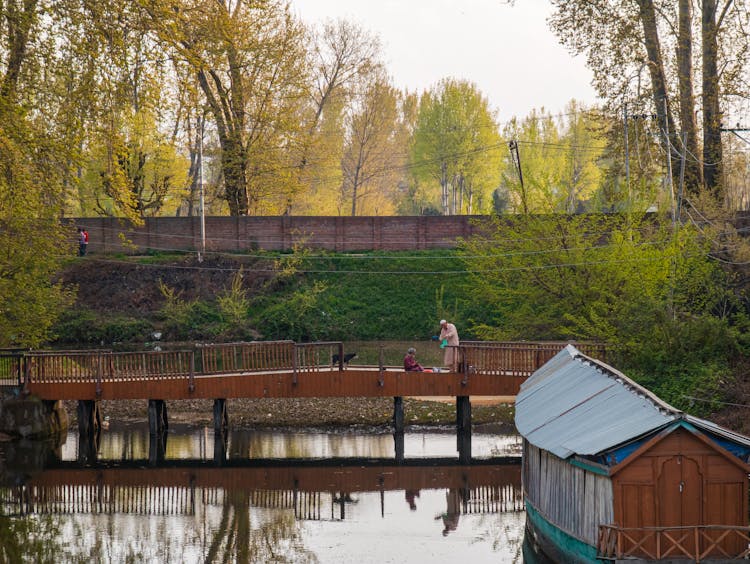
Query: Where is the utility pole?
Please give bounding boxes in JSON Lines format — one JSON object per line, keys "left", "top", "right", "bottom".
{"left": 198, "top": 117, "right": 206, "bottom": 263}
{"left": 623, "top": 102, "right": 630, "bottom": 205}
{"left": 509, "top": 140, "right": 527, "bottom": 214}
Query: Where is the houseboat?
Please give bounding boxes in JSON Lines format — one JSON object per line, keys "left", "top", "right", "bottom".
{"left": 516, "top": 345, "right": 750, "bottom": 562}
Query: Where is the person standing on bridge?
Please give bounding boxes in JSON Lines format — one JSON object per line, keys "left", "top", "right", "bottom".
{"left": 439, "top": 319, "right": 460, "bottom": 371}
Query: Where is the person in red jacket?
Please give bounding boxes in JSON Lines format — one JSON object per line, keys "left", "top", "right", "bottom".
{"left": 403, "top": 347, "right": 425, "bottom": 372}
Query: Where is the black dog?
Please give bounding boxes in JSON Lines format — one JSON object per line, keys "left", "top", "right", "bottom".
{"left": 332, "top": 352, "right": 357, "bottom": 367}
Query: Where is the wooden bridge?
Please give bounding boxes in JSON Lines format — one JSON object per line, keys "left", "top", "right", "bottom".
{"left": 0, "top": 340, "right": 606, "bottom": 440}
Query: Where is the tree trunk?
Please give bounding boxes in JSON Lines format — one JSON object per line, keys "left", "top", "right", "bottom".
{"left": 220, "top": 133, "right": 249, "bottom": 216}
{"left": 677, "top": 0, "right": 704, "bottom": 194}
{"left": 702, "top": 0, "right": 724, "bottom": 200}
{"left": 637, "top": 0, "right": 679, "bottom": 188}
{"left": 1, "top": 0, "right": 37, "bottom": 99}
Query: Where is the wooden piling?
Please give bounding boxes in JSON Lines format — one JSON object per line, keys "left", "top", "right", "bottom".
{"left": 76, "top": 400, "right": 101, "bottom": 436}
{"left": 148, "top": 399, "right": 168, "bottom": 434}
{"left": 393, "top": 396, "right": 404, "bottom": 433}
{"left": 213, "top": 398, "right": 228, "bottom": 434}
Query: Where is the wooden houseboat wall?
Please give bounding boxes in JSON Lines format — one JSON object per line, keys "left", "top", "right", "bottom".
{"left": 516, "top": 345, "right": 750, "bottom": 563}
{"left": 523, "top": 441, "right": 613, "bottom": 561}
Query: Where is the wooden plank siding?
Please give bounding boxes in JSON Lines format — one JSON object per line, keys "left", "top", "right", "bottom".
{"left": 523, "top": 441, "right": 614, "bottom": 546}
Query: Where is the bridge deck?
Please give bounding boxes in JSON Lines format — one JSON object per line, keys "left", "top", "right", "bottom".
{"left": 26, "top": 366, "right": 525, "bottom": 400}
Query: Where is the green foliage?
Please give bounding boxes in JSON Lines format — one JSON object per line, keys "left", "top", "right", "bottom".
{"left": 411, "top": 78, "right": 503, "bottom": 214}
{"left": 217, "top": 269, "right": 250, "bottom": 326}
{"left": 52, "top": 309, "right": 152, "bottom": 345}
{"left": 255, "top": 281, "right": 328, "bottom": 341}
{"left": 157, "top": 280, "right": 223, "bottom": 340}
{"left": 499, "top": 104, "right": 606, "bottom": 214}
{"left": 460, "top": 211, "right": 744, "bottom": 415}
{"left": 0, "top": 125, "right": 75, "bottom": 348}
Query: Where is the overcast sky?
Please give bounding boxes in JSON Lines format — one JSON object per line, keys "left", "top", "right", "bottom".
{"left": 290, "top": 0, "right": 600, "bottom": 126}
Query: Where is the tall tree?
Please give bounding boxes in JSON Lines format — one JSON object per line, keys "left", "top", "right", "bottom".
{"left": 143, "top": 0, "right": 309, "bottom": 216}
{"left": 0, "top": 0, "right": 75, "bottom": 346}
{"left": 549, "top": 0, "right": 750, "bottom": 203}
{"left": 411, "top": 79, "right": 503, "bottom": 215}
{"left": 340, "top": 75, "right": 405, "bottom": 216}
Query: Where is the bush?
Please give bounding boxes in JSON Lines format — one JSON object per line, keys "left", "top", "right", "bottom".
{"left": 51, "top": 309, "right": 152, "bottom": 345}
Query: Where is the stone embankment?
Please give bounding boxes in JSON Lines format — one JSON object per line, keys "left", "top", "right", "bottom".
{"left": 0, "top": 394, "right": 68, "bottom": 439}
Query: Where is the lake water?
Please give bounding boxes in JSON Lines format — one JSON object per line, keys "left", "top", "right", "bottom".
{"left": 0, "top": 425, "right": 540, "bottom": 563}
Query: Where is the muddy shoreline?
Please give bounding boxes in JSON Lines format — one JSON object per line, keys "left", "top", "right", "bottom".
{"left": 62, "top": 397, "right": 517, "bottom": 433}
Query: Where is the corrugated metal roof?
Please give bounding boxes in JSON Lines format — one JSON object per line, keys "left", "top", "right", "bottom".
{"left": 515, "top": 345, "right": 682, "bottom": 459}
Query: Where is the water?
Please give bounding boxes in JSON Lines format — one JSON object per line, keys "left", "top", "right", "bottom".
{"left": 0, "top": 425, "right": 529, "bottom": 563}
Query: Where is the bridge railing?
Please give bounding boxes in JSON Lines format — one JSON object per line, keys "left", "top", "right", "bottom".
{"left": 0, "top": 349, "right": 26, "bottom": 387}
{"left": 197, "top": 341, "right": 295, "bottom": 374}
{"left": 5, "top": 340, "right": 608, "bottom": 388}
{"left": 460, "top": 341, "right": 607, "bottom": 377}
{"left": 19, "top": 350, "right": 194, "bottom": 385}
{"left": 295, "top": 342, "right": 344, "bottom": 372}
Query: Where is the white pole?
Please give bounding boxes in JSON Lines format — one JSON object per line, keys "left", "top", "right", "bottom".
{"left": 199, "top": 117, "right": 206, "bottom": 263}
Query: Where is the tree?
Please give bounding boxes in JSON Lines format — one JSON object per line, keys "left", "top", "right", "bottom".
{"left": 340, "top": 75, "right": 405, "bottom": 216}
{"left": 291, "top": 19, "right": 383, "bottom": 215}
{"left": 143, "top": 0, "right": 310, "bottom": 216}
{"left": 499, "top": 105, "right": 605, "bottom": 213}
{"left": 459, "top": 212, "right": 739, "bottom": 411}
{"left": 549, "top": 0, "right": 750, "bottom": 202}
{"left": 411, "top": 79, "right": 503, "bottom": 215}
{"left": 0, "top": 0, "right": 75, "bottom": 347}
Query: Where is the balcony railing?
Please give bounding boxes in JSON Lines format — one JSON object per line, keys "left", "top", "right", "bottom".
{"left": 598, "top": 524, "right": 750, "bottom": 561}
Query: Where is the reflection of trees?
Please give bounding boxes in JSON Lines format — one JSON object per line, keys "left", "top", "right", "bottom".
{"left": 204, "top": 490, "right": 317, "bottom": 564}
{"left": 473, "top": 512, "right": 525, "bottom": 563}
{"left": 0, "top": 510, "right": 84, "bottom": 563}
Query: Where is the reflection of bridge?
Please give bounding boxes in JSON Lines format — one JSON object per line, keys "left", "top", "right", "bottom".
{"left": 1, "top": 340, "right": 605, "bottom": 440}
{"left": 0, "top": 459, "right": 522, "bottom": 521}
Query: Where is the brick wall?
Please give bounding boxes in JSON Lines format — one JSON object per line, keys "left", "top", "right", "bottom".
{"left": 67, "top": 211, "right": 750, "bottom": 255}
{"left": 68, "top": 215, "right": 490, "bottom": 254}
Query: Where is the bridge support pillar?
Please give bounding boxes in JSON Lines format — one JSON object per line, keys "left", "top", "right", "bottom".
{"left": 213, "top": 399, "right": 228, "bottom": 434}
{"left": 456, "top": 396, "right": 472, "bottom": 463}
{"left": 393, "top": 432, "right": 405, "bottom": 463}
{"left": 456, "top": 396, "right": 471, "bottom": 432}
{"left": 148, "top": 400, "right": 168, "bottom": 435}
{"left": 149, "top": 430, "right": 167, "bottom": 465}
{"left": 393, "top": 397, "right": 404, "bottom": 433}
{"left": 77, "top": 400, "right": 101, "bottom": 436}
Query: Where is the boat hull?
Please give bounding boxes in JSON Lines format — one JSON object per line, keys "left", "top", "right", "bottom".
{"left": 524, "top": 500, "right": 600, "bottom": 564}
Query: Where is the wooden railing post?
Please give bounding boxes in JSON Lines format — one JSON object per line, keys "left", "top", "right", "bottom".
{"left": 292, "top": 344, "right": 298, "bottom": 386}
{"left": 338, "top": 342, "right": 344, "bottom": 372}
{"left": 96, "top": 352, "right": 103, "bottom": 397}
{"left": 378, "top": 345, "right": 384, "bottom": 386}
{"left": 461, "top": 345, "right": 468, "bottom": 385}
{"left": 22, "top": 353, "right": 30, "bottom": 393}
{"left": 189, "top": 351, "right": 195, "bottom": 392}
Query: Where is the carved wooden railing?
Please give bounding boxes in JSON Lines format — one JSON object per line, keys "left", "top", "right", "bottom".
{"left": 598, "top": 524, "right": 750, "bottom": 561}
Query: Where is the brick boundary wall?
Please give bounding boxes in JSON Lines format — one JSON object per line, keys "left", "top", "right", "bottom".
{"left": 66, "top": 215, "right": 493, "bottom": 254}
{"left": 66, "top": 211, "right": 750, "bottom": 255}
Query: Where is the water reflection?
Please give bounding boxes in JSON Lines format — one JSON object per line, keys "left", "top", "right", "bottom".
{"left": 58, "top": 424, "right": 522, "bottom": 462}
{"left": 0, "top": 427, "right": 527, "bottom": 563}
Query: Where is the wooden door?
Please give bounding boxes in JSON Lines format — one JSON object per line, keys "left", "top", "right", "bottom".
{"left": 657, "top": 455, "right": 703, "bottom": 555}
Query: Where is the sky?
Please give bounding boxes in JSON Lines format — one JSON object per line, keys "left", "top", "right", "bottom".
{"left": 290, "top": 0, "right": 600, "bottom": 126}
